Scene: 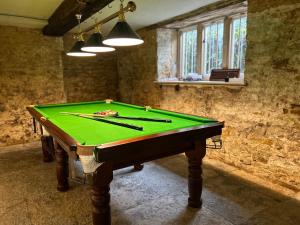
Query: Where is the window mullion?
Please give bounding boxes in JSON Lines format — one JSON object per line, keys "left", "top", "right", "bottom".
{"left": 208, "top": 26, "right": 211, "bottom": 75}
{"left": 223, "top": 17, "right": 231, "bottom": 69}
{"left": 177, "top": 30, "right": 181, "bottom": 79}
{"left": 197, "top": 24, "right": 203, "bottom": 75}
{"left": 216, "top": 24, "right": 219, "bottom": 69}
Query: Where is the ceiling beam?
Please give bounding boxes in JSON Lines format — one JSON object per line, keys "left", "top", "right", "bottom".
{"left": 43, "top": 0, "right": 114, "bottom": 36}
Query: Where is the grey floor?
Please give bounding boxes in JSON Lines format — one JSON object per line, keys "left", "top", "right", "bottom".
{"left": 0, "top": 143, "right": 299, "bottom": 225}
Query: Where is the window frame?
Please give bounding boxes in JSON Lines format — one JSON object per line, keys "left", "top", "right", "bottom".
{"left": 176, "top": 11, "right": 247, "bottom": 83}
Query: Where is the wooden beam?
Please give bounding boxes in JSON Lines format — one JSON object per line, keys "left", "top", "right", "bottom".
{"left": 43, "top": 0, "right": 114, "bottom": 36}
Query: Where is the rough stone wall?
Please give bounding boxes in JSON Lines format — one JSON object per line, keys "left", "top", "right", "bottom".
{"left": 157, "top": 28, "right": 177, "bottom": 79}
{"left": 0, "top": 26, "right": 65, "bottom": 146}
{"left": 118, "top": 29, "right": 158, "bottom": 105}
{"left": 0, "top": 28, "right": 119, "bottom": 147}
{"left": 62, "top": 34, "right": 118, "bottom": 102}
{"left": 118, "top": 0, "right": 300, "bottom": 190}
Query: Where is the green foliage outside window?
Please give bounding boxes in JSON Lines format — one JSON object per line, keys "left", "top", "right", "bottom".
{"left": 231, "top": 16, "right": 247, "bottom": 73}
{"left": 203, "top": 22, "right": 224, "bottom": 75}
{"left": 181, "top": 30, "right": 197, "bottom": 77}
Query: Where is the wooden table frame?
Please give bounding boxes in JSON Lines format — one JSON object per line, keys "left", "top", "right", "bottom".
{"left": 27, "top": 105, "right": 224, "bottom": 225}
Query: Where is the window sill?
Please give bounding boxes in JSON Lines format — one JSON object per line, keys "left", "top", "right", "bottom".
{"left": 154, "top": 80, "right": 247, "bottom": 86}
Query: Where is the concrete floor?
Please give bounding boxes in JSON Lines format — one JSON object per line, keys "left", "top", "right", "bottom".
{"left": 0, "top": 142, "right": 299, "bottom": 225}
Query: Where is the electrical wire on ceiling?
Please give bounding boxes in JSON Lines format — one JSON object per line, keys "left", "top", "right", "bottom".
{"left": 0, "top": 13, "right": 47, "bottom": 21}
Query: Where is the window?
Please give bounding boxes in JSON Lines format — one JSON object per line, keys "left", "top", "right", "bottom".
{"left": 230, "top": 16, "right": 247, "bottom": 73}
{"left": 156, "top": 5, "right": 248, "bottom": 84}
{"left": 203, "top": 21, "right": 224, "bottom": 75}
{"left": 180, "top": 28, "right": 197, "bottom": 77}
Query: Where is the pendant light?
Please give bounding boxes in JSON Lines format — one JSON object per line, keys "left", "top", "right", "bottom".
{"left": 81, "top": 25, "right": 116, "bottom": 53}
{"left": 103, "top": 0, "right": 144, "bottom": 47}
{"left": 66, "top": 14, "right": 96, "bottom": 57}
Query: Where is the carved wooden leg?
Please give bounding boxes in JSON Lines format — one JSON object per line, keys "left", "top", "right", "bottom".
{"left": 185, "top": 139, "right": 206, "bottom": 208}
{"left": 92, "top": 163, "right": 113, "bottom": 225}
{"left": 41, "top": 135, "right": 54, "bottom": 162}
{"left": 54, "top": 141, "right": 69, "bottom": 192}
{"left": 133, "top": 164, "right": 144, "bottom": 171}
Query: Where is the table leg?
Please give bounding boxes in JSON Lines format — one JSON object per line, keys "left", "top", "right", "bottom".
{"left": 185, "top": 139, "right": 206, "bottom": 208}
{"left": 92, "top": 162, "right": 113, "bottom": 225}
{"left": 54, "top": 141, "right": 69, "bottom": 192}
{"left": 41, "top": 135, "right": 54, "bottom": 162}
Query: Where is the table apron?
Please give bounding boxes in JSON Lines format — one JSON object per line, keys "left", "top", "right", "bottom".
{"left": 95, "top": 127, "right": 222, "bottom": 168}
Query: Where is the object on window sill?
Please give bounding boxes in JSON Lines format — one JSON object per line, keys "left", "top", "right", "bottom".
{"left": 155, "top": 79, "right": 246, "bottom": 86}
{"left": 157, "top": 77, "right": 179, "bottom": 82}
{"left": 210, "top": 69, "right": 240, "bottom": 82}
{"left": 183, "top": 73, "right": 202, "bottom": 81}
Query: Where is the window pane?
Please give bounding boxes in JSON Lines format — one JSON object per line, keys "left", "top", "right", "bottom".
{"left": 181, "top": 29, "right": 197, "bottom": 77}
{"left": 203, "top": 22, "right": 224, "bottom": 75}
{"left": 231, "top": 16, "right": 247, "bottom": 73}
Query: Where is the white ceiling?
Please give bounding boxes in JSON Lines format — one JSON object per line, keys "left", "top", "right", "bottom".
{"left": 0, "top": 0, "right": 63, "bottom": 28}
{"left": 0, "top": 0, "right": 220, "bottom": 33}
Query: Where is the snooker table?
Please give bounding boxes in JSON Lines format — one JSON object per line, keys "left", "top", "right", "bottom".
{"left": 27, "top": 100, "right": 224, "bottom": 225}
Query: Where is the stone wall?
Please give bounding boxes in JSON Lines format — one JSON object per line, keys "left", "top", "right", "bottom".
{"left": 157, "top": 28, "right": 177, "bottom": 80}
{"left": 0, "top": 27, "right": 118, "bottom": 147}
{"left": 62, "top": 34, "right": 118, "bottom": 102}
{"left": 117, "top": 0, "right": 300, "bottom": 190}
{"left": 0, "top": 26, "right": 65, "bottom": 146}
{"left": 118, "top": 29, "right": 158, "bottom": 105}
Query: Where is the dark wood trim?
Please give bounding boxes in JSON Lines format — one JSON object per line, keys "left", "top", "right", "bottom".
{"left": 43, "top": 0, "right": 114, "bottom": 36}
{"left": 98, "top": 122, "right": 223, "bottom": 149}
{"left": 95, "top": 123, "right": 222, "bottom": 163}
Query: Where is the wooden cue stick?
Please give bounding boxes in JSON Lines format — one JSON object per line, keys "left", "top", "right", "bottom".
{"left": 60, "top": 112, "right": 172, "bottom": 123}
{"left": 61, "top": 113, "right": 143, "bottom": 131}
{"left": 115, "top": 115, "right": 172, "bottom": 123}
{"left": 61, "top": 112, "right": 109, "bottom": 117}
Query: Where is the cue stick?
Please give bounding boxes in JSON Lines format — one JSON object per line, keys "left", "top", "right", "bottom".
{"left": 60, "top": 112, "right": 172, "bottom": 123}
{"left": 114, "top": 115, "right": 172, "bottom": 123}
{"left": 61, "top": 113, "right": 143, "bottom": 131}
